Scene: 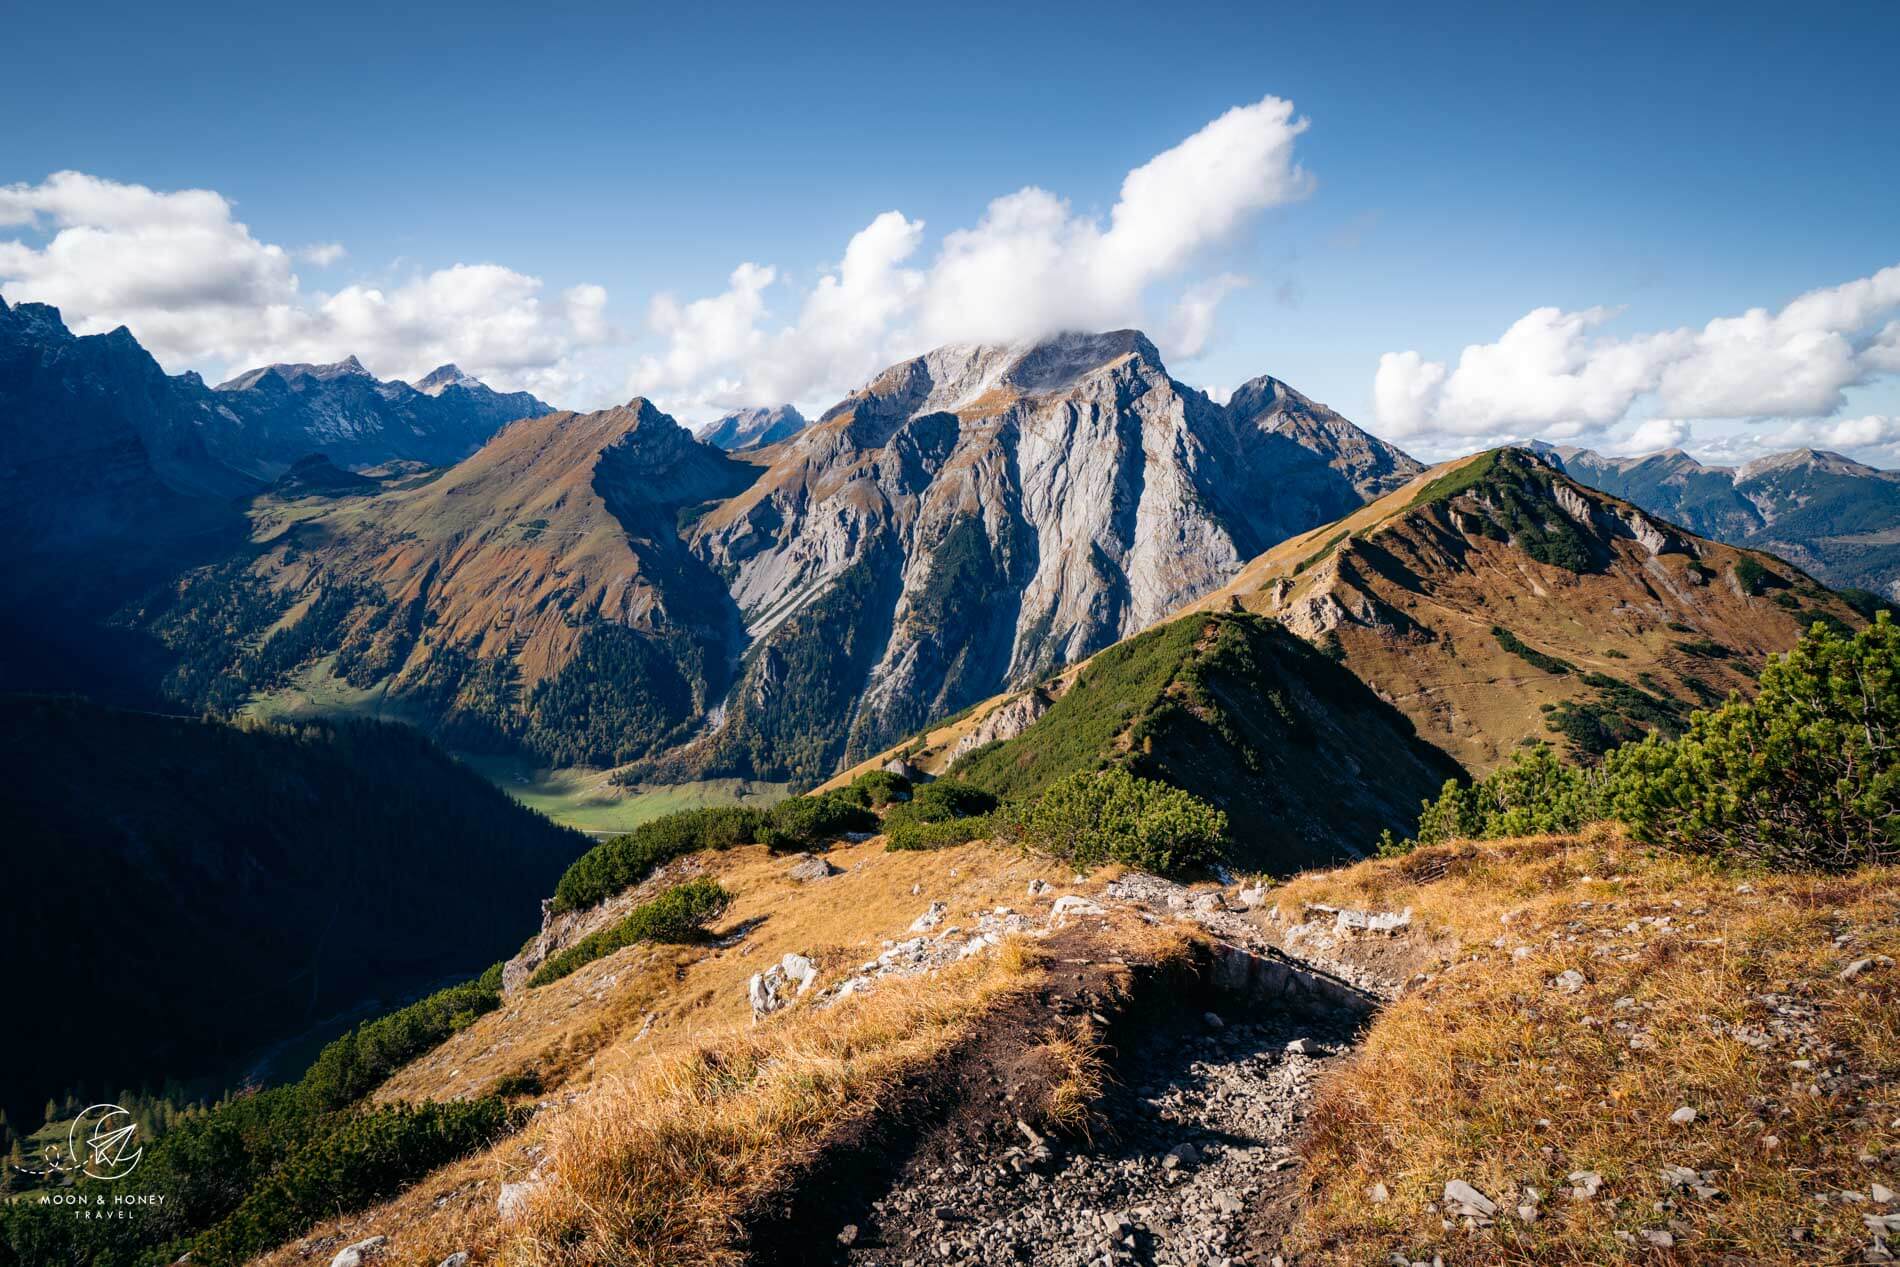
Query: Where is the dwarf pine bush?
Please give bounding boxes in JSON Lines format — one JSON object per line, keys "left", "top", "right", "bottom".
{"left": 1013, "top": 768, "right": 1226, "bottom": 875}
{"left": 1402, "top": 615, "right": 1898, "bottom": 871}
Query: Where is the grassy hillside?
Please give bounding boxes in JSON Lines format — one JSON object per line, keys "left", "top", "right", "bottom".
{"left": 1270, "top": 832, "right": 1898, "bottom": 1265}
{"left": 949, "top": 611, "right": 1462, "bottom": 870}
{"left": 1182, "top": 448, "right": 1867, "bottom": 772}
{"left": 0, "top": 696, "right": 584, "bottom": 1131}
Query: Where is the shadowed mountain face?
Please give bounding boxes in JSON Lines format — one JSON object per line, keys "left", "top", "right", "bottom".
{"left": 116, "top": 329, "right": 1420, "bottom": 784}
{"left": 0, "top": 297, "right": 258, "bottom": 697}
{"left": 1191, "top": 447, "right": 1869, "bottom": 772}
{"left": 0, "top": 297, "right": 556, "bottom": 695}
{"left": 210, "top": 355, "right": 552, "bottom": 477}
{"left": 1543, "top": 444, "right": 1900, "bottom": 602}
{"left": 0, "top": 695, "right": 583, "bottom": 1130}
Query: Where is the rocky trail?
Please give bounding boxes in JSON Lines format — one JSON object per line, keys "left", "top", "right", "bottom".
{"left": 746, "top": 876, "right": 1399, "bottom": 1267}
{"left": 838, "top": 1003, "right": 1358, "bottom": 1267}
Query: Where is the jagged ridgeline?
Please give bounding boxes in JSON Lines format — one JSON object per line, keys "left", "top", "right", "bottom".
{"left": 1544, "top": 442, "right": 1900, "bottom": 602}
{"left": 945, "top": 610, "right": 1462, "bottom": 869}
{"left": 1195, "top": 447, "right": 1871, "bottom": 772}
{"left": 125, "top": 331, "right": 1420, "bottom": 785}
{"left": 0, "top": 695, "right": 584, "bottom": 1132}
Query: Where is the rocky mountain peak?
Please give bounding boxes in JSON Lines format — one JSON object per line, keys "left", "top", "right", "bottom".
{"left": 1737, "top": 447, "right": 1877, "bottom": 482}
{"left": 215, "top": 354, "right": 371, "bottom": 393}
{"left": 413, "top": 363, "right": 481, "bottom": 395}
{"left": 1, "top": 298, "right": 76, "bottom": 344}
{"left": 697, "top": 403, "right": 809, "bottom": 451}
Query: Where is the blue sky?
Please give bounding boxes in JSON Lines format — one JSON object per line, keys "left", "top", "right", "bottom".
{"left": 5, "top": 0, "right": 1899, "bottom": 464}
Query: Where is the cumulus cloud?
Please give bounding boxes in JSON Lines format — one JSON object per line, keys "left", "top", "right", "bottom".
{"left": 628, "top": 94, "right": 1312, "bottom": 415}
{"left": 0, "top": 171, "right": 612, "bottom": 397}
{"left": 1765, "top": 414, "right": 1900, "bottom": 456}
{"left": 1612, "top": 417, "right": 1692, "bottom": 455}
{"left": 1374, "top": 264, "right": 1900, "bottom": 440}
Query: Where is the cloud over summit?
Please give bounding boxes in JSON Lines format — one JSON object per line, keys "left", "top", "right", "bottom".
{"left": 628, "top": 94, "right": 1314, "bottom": 414}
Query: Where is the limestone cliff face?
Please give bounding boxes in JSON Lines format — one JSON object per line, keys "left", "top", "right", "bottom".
{"left": 683, "top": 331, "right": 1419, "bottom": 777}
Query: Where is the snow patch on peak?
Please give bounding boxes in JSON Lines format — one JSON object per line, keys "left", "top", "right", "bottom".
{"left": 414, "top": 364, "right": 481, "bottom": 396}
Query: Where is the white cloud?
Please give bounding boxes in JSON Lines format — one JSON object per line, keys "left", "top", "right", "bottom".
{"left": 1376, "top": 264, "right": 1900, "bottom": 439}
{"left": 0, "top": 171, "right": 612, "bottom": 398}
{"left": 1767, "top": 414, "right": 1900, "bottom": 455}
{"left": 1165, "top": 274, "right": 1249, "bottom": 360}
{"left": 299, "top": 242, "right": 346, "bottom": 267}
{"left": 1613, "top": 417, "right": 1692, "bottom": 455}
{"left": 628, "top": 94, "right": 1312, "bottom": 415}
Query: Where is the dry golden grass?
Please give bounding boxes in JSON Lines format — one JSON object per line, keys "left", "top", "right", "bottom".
{"left": 501, "top": 944, "right": 1043, "bottom": 1267}
{"left": 1280, "top": 834, "right": 1900, "bottom": 1265}
{"left": 1035, "top": 1018, "right": 1112, "bottom": 1139}
{"left": 256, "top": 837, "right": 1086, "bottom": 1267}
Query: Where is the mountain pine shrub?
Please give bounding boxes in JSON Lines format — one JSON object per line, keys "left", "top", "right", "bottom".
{"left": 188, "top": 1099, "right": 517, "bottom": 1267}
{"left": 761, "top": 792, "right": 878, "bottom": 849}
{"left": 550, "top": 806, "right": 766, "bottom": 913}
{"left": 529, "top": 879, "right": 731, "bottom": 987}
{"left": 1012, "top": 768, "right": 1227, "bottom": 875}
{"left": 1402, "top": 616, "right": 1898, "bottom": 870}
{"left": 842, "top": 768, "right": 912, "bottom": 806}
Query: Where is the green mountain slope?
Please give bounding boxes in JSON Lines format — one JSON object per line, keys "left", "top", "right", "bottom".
{"left": 950, "top": 610, "right": 1463, "bottom": 870}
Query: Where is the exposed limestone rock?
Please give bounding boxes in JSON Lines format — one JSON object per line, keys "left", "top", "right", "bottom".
{"left": 328, "top": 1236, "right": 388, "bottom": 1267}
{"left": 749, "top": 952, "right": 820, "bottom": 1020}
{"left": 947, "top": 688, "right": 1052, "bottom": 762}
{"left": 688, "top": 331, "right": 1417, "bottom": 768}
{"left": 498, "top": 1173, "right": 544, "bottom": 1222}
{"left": 786, "top": 854, "right": 839, "bottom": 882}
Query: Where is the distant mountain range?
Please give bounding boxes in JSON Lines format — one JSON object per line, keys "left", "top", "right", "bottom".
{"left": 108, "top": 328, "right": 1420, "bottom": 784}
{"left": 208, "top": 353, "right": 552, "bottom": 477}
{"left": 0, "top": 293, "right": 556, "bottom": 692}
{"left": 1536, "top": 443, "right": 1900, "bottom": 602}
{"left": 8, "top": 291, "right": 1892, "bottom": 791}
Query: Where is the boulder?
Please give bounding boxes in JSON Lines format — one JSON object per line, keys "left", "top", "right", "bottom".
{"left": 786, "top": 854, "right": 839, "bottom": 882}
{"left": 329, "top": 1237, "right": 388, "bottom": 1267}
{"left": 749, "top": 953, "right": 818, "bottom": 1019}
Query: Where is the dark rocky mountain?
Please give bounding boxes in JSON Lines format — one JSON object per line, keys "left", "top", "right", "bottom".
{"left": 696, "top": 404, "right": 810, "bottom": 451}
{"left": 0, "top": 296, "right": 258, "bottom": 696}
{"left": 1542, "top": 443, "right": 1900, "bottom": 601}
{"left": 209, "top": 354, "right": 553, "bottom": 477}
{"left": 0, "top": 295, "right": 558, "bottom": 699}
{"left": 131, "top": 330, "right": 1423, "bottom": 785}
{"left": 0, "top": 694, "right": 583, "bottom": 1130}
{"left": 1185, "top": 447, "right": 1868, "bottom": 772}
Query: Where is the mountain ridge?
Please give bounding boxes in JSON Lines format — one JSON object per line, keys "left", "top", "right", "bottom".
{"left": 1187, "top": 446, "right": 1868, "bottom": 770}
{"left": 1541, "top": 441, "right": 1900, "bottom": 600}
